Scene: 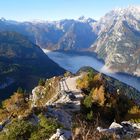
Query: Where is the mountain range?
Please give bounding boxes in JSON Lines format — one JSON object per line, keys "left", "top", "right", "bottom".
{"left": 0, "top": 17, "right": 97, "bottom": 51}
{"left": 0, "top": 6, "right": 140, "bottom": 76}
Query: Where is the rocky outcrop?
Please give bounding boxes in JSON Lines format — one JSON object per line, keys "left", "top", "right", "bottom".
{"left": 31, "top": 86, "right": 46, "bottom": 107}
{"left": 49, "top": 129, "right": 71, "bottom": 140}
{"left": 97, "top": 121, "right": 140, "bottom": 139}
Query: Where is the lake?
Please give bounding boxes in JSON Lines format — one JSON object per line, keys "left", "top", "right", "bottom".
{"left": 43, "top": 49, "right": 140, "bottom": 92}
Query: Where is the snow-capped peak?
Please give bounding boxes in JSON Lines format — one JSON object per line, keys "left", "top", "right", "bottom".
{"left": 0, "top": 17, "right": 6, "bottom": 22}
{"left": 114, "top": 5, "right": 140, "bottom": 12}
{"left": 78, "top": 16, "right": 96, "bottom": 24}
{"left": 93, "top": 5, "right": 140, "bottom": 34}
{"left": 111, "top": 5, "right": 140, "bottom": 19}
{"left": 78, "top": 16, "right": 86, "bottom": 21}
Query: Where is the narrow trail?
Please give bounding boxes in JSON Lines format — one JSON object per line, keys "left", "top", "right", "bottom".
{"left": 60, "top": 78, "right": 69, "bottom": 91}
{"left": 46, "top": 75, "right": 83, "bottom": 129}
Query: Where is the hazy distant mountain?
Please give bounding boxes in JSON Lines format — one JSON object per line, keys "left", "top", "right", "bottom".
{"left": 56, "top": 19, "right": 97, "bottom": 50}
{"left": 0, "top": 31, "right": 65, "bottom": 100}
{"left": 91, "top": 6, "right": 140, "bottom": 76}
{"left": 0, "top": 19, "right": 64, "bottom": 49}
{"left": 0, "top": 18, "right": 97, "bottom": 51}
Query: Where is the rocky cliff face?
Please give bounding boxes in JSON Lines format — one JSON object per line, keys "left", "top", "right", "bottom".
{"left": 91, "top": 6, "right": 140, "bottom": 76}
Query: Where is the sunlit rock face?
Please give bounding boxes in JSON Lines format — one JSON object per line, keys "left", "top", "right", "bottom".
{"left": 91, "top": 6, "right": 140, "bottom": 76}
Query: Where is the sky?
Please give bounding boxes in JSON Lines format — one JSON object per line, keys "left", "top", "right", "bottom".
{"left": 0, "top": 0, "right": 140, "bottom": 21}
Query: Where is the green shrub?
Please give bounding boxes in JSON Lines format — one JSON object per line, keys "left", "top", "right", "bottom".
{"left": 30, "top": 113, "right": 61, "bottom": 140}
{"left": 83, "top": 96, "right": 92, "bottom": 108}
{"left": 87, "top": 111, "right": 94, "bottom": 121}
{"left": 0, "top": 120, "right": 33, "bottom": 140}
{"left": 38, "top": 78, "right": 46, "bottom": 86}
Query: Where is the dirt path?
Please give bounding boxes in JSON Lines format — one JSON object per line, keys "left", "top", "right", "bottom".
{"left": 65, "top": 76, "right": 82, "bottom": 92}
{"left": 46, "top": 75, "right": 84, "bottom": 129}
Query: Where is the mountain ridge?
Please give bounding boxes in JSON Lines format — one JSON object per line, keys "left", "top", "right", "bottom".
{"left": 0, "top": 31, "right": 65, "bottom": 100}
{"left": 91, "top": 6, "right": 140, "bottom": 76}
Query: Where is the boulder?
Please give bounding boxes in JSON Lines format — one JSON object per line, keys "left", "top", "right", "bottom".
{"left": 49, "top": 129, "right": 71, "bottom": 140}
{"left": 59, "top": 135, "right": 67, "bottom": 140}
{"left": 97, "top": 121, "right": 140, "bottom": 139}
{"left": 109, "top": 122, "right": 123, "bottom": 130}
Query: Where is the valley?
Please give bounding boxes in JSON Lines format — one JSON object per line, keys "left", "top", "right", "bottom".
{"left": 44, "top": 50, "right": 140, "bottom": 92}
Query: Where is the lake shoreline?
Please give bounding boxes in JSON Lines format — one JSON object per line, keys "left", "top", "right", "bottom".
{"left": 44, "top": 50, "right": 140, "bottom": 92}
{"left": 44, "top": 49, "right": 140, "bottom": 78}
